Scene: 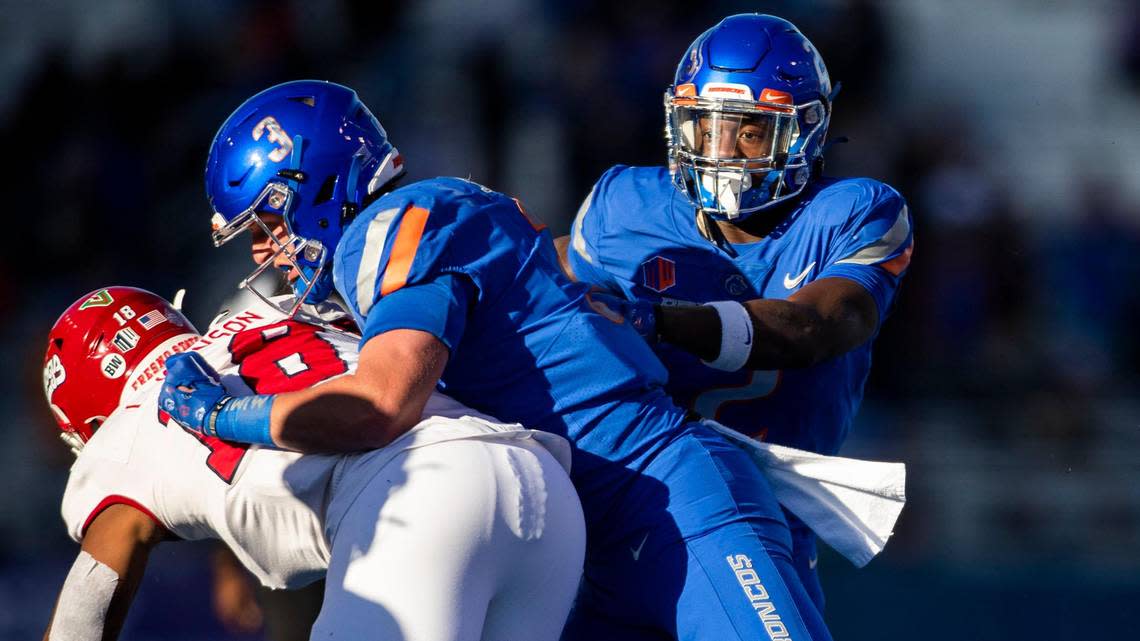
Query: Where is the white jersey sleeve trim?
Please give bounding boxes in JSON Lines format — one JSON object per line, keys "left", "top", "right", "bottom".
{"left": 570, "top": 188, "right": 597, "bottom": 265}
{"left": 834, "top": 205, "right": 910, "bottom": 267}
{"left": 355, "top": 208, "right": 401, "bottom": 317}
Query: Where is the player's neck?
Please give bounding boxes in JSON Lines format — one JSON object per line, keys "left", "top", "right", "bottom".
{"left": 714, "top": 202, "right": 794, "bottom": 244}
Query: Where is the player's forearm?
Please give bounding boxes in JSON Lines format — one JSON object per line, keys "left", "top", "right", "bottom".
{"left": 659, "top": 297, "right": 870, "bottom": 370}
{"left": 46, "top": 506, "right": 162, "bottom": 641}
{"left": 269, "top": 373, "right": 420, "bottom": 452}
{"left": 658, "top": 277, "right": 878, "bottom": 371}
{"left": 658, "top": 300, "right": 830, "bottom": 369}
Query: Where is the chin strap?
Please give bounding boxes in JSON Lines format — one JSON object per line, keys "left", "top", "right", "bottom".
{"left": 60, "top": 431, "right": 85, "bottom": 457}
{"left": 694, "top": 209, "right": 738, "bottom": 256}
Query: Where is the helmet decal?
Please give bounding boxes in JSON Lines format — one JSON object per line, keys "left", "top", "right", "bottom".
{"left": 111, "top": 327, "right": 141, "bottom": 352}
{"left": 100, "top": 353, "right": 128, "bottom": 379}
{"left": 79, "top": 289, "right": 114, "bottom": 310}
{"left": 251, "top": 116, "right": 293, "bottom": 163}
{"left": 43, "top": 354, "right": 65, "bottom": 400}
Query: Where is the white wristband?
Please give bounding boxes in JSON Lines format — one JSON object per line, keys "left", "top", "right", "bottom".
{"left": 702, "top": 301, "right": 754, "bottom": 371}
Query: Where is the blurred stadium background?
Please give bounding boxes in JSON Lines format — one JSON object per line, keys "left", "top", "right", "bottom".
{"left": 3, "top": 0, "right": 1139, "bottom": 638}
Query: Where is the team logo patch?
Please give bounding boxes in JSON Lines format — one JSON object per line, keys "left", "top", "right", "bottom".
{"left": 101, "top": 353, "right": 127, "bottom": 379}
{"left": 723, "top": 274, "right": 749, "bottom": 297}
{"left": 679, "top": 46, "right": 702, "bottom": 81}
{"left": 78, "top": 290, "right": 114, "bottom": 310}
{"left": 641, "top": 256, "right": 676, "bottom": 293}
{"left": 43, "top": 354, "right": 66, "bottom": 399}
{"left": 112, "top": 327, "right": 141, "bottom": 352}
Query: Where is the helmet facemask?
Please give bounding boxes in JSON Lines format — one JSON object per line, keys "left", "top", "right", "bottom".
{"left": 666, "top": 89, "right": 828, "bottom": 221}
{"left": 210, "top": 179, "right": 327, "bottom": 316}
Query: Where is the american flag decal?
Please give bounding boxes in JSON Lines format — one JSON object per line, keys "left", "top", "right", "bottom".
{"left": 138, "top": 310, "right": 167, "bottom": 330}
{"left": 641, "top": 256, "right": 677, "bottom": 293}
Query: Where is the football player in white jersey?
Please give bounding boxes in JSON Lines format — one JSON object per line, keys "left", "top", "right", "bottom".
{"left": 40, "top": 286, "right": 585, "bottom": 641}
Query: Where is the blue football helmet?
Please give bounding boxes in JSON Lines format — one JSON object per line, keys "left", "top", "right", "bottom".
{"left": 205, "top": 80, "right": 403, "bottom": 309}
{"left": 665, "top": 14, "right": 832, "bottom": 221}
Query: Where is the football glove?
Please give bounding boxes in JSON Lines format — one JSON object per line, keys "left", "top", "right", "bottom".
{"left": 587, "top": 292, "right": 660, "bottom": 342}
{"left": 159, "top": 352, "right": 275, "bottom": 445}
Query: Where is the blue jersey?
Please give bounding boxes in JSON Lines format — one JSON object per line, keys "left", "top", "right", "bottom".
{"left": 332, "top": 176, "right": 688, "bottom": 517}
{"left": 332, "top": 176, "right": 836, "bottom": 640}
{"left": 568, "top": 165, "right": 913, "bottom": 455}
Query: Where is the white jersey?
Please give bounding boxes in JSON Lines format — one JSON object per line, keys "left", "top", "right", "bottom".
{"left": 60, "top": 296, "right": 570, "bottom": 589}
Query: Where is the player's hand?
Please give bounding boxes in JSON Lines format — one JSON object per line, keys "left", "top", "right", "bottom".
{"left": 586, "top": 291, "right": 659, "bottom": 342}
{"left": 158, "top": 352, "right": 229, "bottom": 435}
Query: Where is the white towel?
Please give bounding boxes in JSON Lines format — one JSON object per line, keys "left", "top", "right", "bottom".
{"left": 703, "top": 420, "right": 906, "bottom": 567}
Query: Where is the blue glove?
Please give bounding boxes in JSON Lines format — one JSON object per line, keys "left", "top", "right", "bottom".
{"left": 159, "top": 352, "right": 276, "bottom": 446}
{"left": 586, "top": 291, "right": 659, "bottom": 342}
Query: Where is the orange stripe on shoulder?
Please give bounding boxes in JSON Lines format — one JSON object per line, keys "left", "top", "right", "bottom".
{"left": 513, "top": 197, "right": 546, "bottom": 232}
{"left": 880, "top": 240, "right": 914, "bottom": 276}
{"left": 380, "top": 206, "right": 431, "bottom": 296}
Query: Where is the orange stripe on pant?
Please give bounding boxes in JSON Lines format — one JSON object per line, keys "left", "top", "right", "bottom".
{"left": 380, "top": 206, "right": 431, "bottom": 296}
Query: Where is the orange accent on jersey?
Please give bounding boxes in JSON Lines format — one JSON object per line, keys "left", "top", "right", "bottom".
{"left": 380, "top": 206, "right": 431, "bottom": 296}
{"left": 675, "top": 83, "right": 697, "bottom": 96}
{"left": 584, "top": 292, "right": 625, "bottom": 325}
{"left": 513, "top": 198, "right": 546, "bottom": 232}
{"left": 880, "top": 241, "right": 914, "bottom": 276}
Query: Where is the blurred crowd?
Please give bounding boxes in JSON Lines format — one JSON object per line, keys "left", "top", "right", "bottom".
{"left": 3, "top": 0, "right": 1139, "bottom": 638}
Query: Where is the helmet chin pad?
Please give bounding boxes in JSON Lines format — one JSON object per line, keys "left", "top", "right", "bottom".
{"left": 294, "top": 263, "right": 334, "bottom": 304}
{"left": 698, "top": 169, "right": 752, "bottom": 219}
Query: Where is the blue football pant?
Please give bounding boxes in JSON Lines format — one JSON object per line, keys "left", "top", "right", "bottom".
{"left": 561, "top": 424, "right": 832, "bottom": 641}
{"left": 788, "top": 513, "right": 825, "bottom": 612}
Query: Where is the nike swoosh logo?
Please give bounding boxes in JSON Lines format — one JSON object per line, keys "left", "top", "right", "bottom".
{"left": 783, "top": 262, "right": 816, "bottom": 289}
{"left": 631, "top": 532, "right": 649, "bottom": 561}
{"left": 743, "top": 315, "right": 753, "bottom": 346}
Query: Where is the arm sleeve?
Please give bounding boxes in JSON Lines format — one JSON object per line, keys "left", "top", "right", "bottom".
{"left": 359, "top": 273, "right": 474, "bottom": 351}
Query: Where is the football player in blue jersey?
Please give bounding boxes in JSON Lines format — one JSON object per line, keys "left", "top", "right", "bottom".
{"left": 554, "top": 13, "right": 914, "bottom": 610}
{"left": 161, "top": 79, "right": 837, "bottom": 639}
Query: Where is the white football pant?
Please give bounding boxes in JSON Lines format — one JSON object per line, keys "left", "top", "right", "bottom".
{"left": 310, "top": 436, "right": 585, "bottom": 641}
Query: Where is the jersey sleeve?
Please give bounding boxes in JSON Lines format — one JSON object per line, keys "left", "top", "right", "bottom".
{"left": 60, "top": 410, "right": 165, "bottom": 542}
{"left": 358, "top": 274, "right": 473, "bottom": 348}
{"left": 565, "top": 167, "right": 626, "bottom": 293}
{"left": 332, "top": 178, "right": 535, "bottom": 350}
{"left": 816, "top": 185, "right": 914, "bottom": 321}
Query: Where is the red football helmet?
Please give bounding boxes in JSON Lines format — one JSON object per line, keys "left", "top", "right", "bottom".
{"left": 43, "top": 287, "right": 199, "bottom": 452}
